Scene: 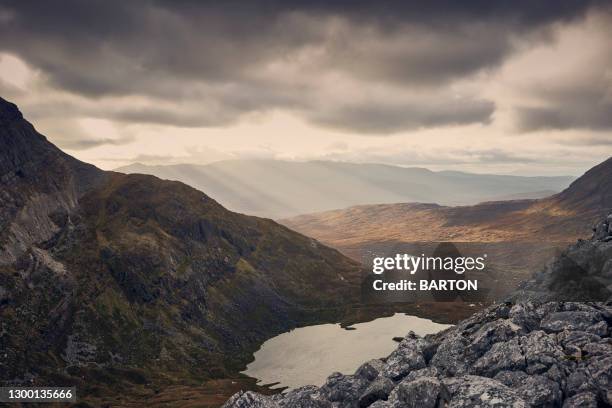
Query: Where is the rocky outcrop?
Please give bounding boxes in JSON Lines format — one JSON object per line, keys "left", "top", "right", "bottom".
{"left": 225, "top": 301, "right": 611, "bottom": 407}
{"left": 511, "top": 213, "right": 612, "bottom": 302}
{"left": 0, "top": 96, "right": 106, "bottom": 264}
{"left": 223, "top": 214, "right": 612, "bottom": 408}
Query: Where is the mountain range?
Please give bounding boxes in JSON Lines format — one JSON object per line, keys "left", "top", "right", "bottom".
{"left": 0, "top": 97, "right": 362, "bottom": 406}
{"left": 117, "top": 161, "right": 575, "bottom": 219}
{"left": 282, "top": 157, "right": 612, "bottom": 291}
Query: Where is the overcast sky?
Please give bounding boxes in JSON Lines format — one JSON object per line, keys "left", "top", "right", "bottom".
{"left": 0, "top": 1, "right": 611, "bottom": 175}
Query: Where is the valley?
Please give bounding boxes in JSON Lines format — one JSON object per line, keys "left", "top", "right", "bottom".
{"left": 282, "top": 157, "right": 612, "bottom": 295}
{"left": 117, "top": 161, "right": 574, "bottom": 219}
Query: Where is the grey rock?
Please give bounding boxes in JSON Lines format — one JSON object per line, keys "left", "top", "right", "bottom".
{"left": 358, "top": 376, "right": 394, "bottom": 407}
{"left": 540, "top": 311, "right": 602, "bottom": 333}
{"left": 467, "top": 319, "right": 521, "bottom": 357}
{"left": 403, "top": 366, "right": 439, "bottom": 382}
{"left": 367, "top": 402, "right": 390, "bottom": 408}
{"left": 472, "top": 338, "right": 525, "bottom": 376}
{"left": 562, "top": 393, "right": 598, "bottom": 408}
{"left": 509, "top": 302, "right": 540, "bottom": 332}
{"left": 355, "top": 359, "right": 386, "bottom": 381}
{"left": 566, "top": 369, "right": 596, "bottom": 397}
{"left": 582, "top": 341, "right": 612, "bottom": 357}
{"left": 430, "top": 333, "right": 471, "bottom": 376}
{"left": 516, "top": 375, "right": 562, "bottom": 407}
{"left": 586, "top": 320, "right": 608, "bottom": 337}
{"left": 276, "top": 386, "right": 330, "bottom": 408}
{"left": 520, "top": 330, "right": 564, "bottom": 370}
{"left": 593, "top": 219, "right": 610, "bottom": 241}
{"left": 387, "top": 376, "right": 444, "bottom": 408}
{"left": 493, "top": 370, "right": 528, "bottom": 388}
{"left": 586, "top": 355, "right": 612, "bottom": 405}
{"left": 380, "top": 335, "right": 427, "bottom": 380}
{"left": 319, "top": 372, "right": 368, "bottom": 407}
{"left": 222, "top": 391, "right": 279, "bottom": 408}
{"left": 557, "top": 330, "right": 601, "bottom": 349}
{"left": 442, "top": 375, "right": 527, "bottom": 407}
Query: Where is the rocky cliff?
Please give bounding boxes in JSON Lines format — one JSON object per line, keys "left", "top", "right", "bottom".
{"left": 0, "top": 97, "right": 362, "bottom": 403}
{"left": 0, "top": 96, "right": 107, "bottom": 264}
{"left": 223, "top": 214, "right": 612, "bottom": 407}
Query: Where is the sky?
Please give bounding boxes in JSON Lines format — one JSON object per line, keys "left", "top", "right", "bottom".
{"left": 0, "top": 0, "right": 611, "bottom": 175}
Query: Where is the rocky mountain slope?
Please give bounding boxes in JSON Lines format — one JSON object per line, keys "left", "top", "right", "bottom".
{"left": 0, "top": 97, "right": 107, "bottom": 264}
{"left": 117, "top": 161, "right": 574, "bottom": 219}
{"left": 223, "top": 214, "right": 612, "bottom": 408}
{"left": 0, "top": 97, "right": 362, "bottom": 404}
{"left": 281, "top": 158, "right": 612, "bottom": 290}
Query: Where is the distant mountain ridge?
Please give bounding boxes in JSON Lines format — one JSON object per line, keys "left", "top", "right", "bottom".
{"left": 281, "top": 157, "right": 612, "bottom": 291}
{"left": 283, "top": 157, "right": 612, "bottom": 244}
{"left": 116, "top": 161, "right": 575, "bottom": 218}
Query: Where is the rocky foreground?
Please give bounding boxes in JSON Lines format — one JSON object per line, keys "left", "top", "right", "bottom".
{"left": 223, "top": 216, "right": 612, "bottom": 408}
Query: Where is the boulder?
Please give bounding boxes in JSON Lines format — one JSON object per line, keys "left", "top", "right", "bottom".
{"left": 442, "top": 375, "right": 527, "bottom": 407}
{"left": 540, "top": 311, "right": 603, "bottom": 333}
{"left": 380, "top": 336, "right": 427, "bottom": 380}
{"left": 318, "top": 372, "right": 368, "bottom": 407}
{"left": 358, "top": 376, "right": 394, "bottom": 407}
{"left": 355, "top": 359, "right": 387, "bottom": 381}
{"left": 275, "top": 386, "right": 331, "bottom": 408}
{"left": 472, "top": 338, "right": 525, "bottom": 376}
{"left": 562, "top": 393, "right": 598, "bottom": 408}
{"left": 222, "top": 391, "right": 279, "bottom": 408}
{"left": 387, "top": 376, "right": 445, "bottom": 408}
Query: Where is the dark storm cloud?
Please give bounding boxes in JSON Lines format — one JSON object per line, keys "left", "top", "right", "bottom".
{"left": 517, "top": 104, "right": 612, "bottom": 132}
{"left": 499, "top": 6, "right": 612, "bottom": 133}
{"left": 0, "top": 0, "right": 607, "bottom": 133}
{"left": 308, "top": 98, "right": 495, "bottom": 134}
{"left": 514, "top": 56, "right": 612, "bottom": 132}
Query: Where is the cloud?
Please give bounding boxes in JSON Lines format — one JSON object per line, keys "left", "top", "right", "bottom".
{"left": 0, "top": 0, "right": 607, "bottom": 134}
{"left": 308, "top": 97, "right": 494, "bottom": 134}
{"left": 319, "top": 147, "right": 542, "bottom": 167}
{"left": 554, "top": 134, "right": 612, "bottom": 146}
{"left": 509, "top": 9, "right": 612, "bottom": 131}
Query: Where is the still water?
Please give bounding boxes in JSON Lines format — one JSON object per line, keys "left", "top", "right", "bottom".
{"left": 243, "top": 313, "right": 451, "bottom": 390}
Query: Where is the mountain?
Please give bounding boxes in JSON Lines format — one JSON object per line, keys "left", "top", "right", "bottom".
{"left": 224, "top": 212, "right": 612, "bottom": 408}
{"left": 116, "top": 161, "right": 574, "bottom": 219}
{"left": 282, "top": 157, "right": 612, "bottom": 290}
{"left": 0, "top": 98, "right": 107, "bottom": 264}
{"left": 0, "top": 97, "right": 362, "bottom": 405}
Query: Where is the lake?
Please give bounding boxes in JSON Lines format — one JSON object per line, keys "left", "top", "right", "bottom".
{"left": 242, "top": 313, "right": 452, "bottom": 390}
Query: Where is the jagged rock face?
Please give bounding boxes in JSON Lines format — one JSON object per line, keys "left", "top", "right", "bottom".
{"left": 0, "top": 98, "right": 362, "bottom": 393}
{"left": 0, "top": 96, "right": 106, "bottom": 263}
{"left": 223, "top": 214, "right": 612, "bottom": 408}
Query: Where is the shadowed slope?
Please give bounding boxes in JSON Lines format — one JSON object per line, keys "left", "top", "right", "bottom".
{"left": 0, "top": 97, "right": 362, "bottom": 405}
